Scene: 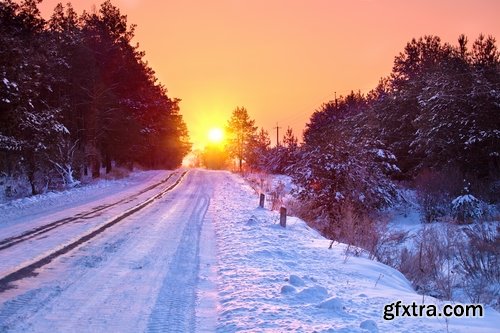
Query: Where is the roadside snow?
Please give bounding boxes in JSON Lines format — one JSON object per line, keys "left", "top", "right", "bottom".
{"left": 210, "top": 171, "right": 500, "bottom": 332}
{"left": 0, "top": 170, "right": 169, "bottom": 227}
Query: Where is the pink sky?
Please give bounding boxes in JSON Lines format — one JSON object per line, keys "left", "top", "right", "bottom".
{"left": 39, "top": 0, "right": 500, "bottom": 148}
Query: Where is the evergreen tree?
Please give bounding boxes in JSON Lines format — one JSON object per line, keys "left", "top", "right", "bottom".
{"left": 264, "top": 127, "right": 299, "bottom": 174}
{"left": 283, "top": 126, "right": 298, "bottom": 149}
{"left": 293, "top": 93, "right": 399, "bottom": 226}
{"left": 224, "top": 107, "right": 257, "bottom": 172}
{"left": 0, "top": 0, "right": 191, "bottom": 197}
{"left": 246, "top": 127, "right": 271, "bottom": 171}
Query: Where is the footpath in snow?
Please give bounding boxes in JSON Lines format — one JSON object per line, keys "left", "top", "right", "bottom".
{"left": 208, "top": 171, "right": 500, "bottom": 333}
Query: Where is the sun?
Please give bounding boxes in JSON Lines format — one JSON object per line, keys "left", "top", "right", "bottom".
{"left": 207, "top": 127, "right": 224, "bottom": 144}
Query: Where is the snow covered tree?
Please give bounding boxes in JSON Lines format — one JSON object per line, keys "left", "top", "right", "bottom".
{"left": 292, "top": 93, "right": 399, "bottom": 234}
{"left": 375, "top": 36, "right": 455, "bottom": 176}
{"left": 368, "top": 34, "right": 499, "bottom": 201}
{"left": 452, "top": 194, "right": 482, "bottom": 224}
{"left": 264, "top": 127, "right": 300, "bottom": 174}
{"left": 0, "top": 0, "right": 71, "bottom": 193}
{"left": 0, "top": 0, "right": 191, "bottom": 197}
{"left": 246, "top": 127, "right": 271, "bottom": 171}
{"left": 410, "top": 35, "right": 500, "bottom": 180}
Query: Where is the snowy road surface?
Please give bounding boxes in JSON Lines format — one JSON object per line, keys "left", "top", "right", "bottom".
{"left": 0, "top": 169, "right": 499, "bottom": 332}
{"left": 0, "top": 169, "right": 216, "bottom": 332}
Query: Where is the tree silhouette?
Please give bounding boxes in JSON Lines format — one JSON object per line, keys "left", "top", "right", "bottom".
{"left": 225, "top": 107, "right": 257, "bottom": 172}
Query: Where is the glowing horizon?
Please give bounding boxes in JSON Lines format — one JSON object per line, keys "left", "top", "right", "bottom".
{"left": 38, "top": 0, "right": 500, "bottom": 149}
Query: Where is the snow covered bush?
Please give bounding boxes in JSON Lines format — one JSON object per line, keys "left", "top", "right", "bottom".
{"left": 454, "top": 223, "right": 499, "bottom": 309}
{"left": 286, "top": 197, "right": 323, "bottom": 226}
{"left": 270, "top": 180, "right": 286, "bottom": 211}
{"left": 0, "top": 174, "right": 32, "bottom": 201}
{"left": 102, "top": 166, "right": 131, "bottom": 180}
{"left": 393, "top": 222, "right": 499, "bottom": 309}
{"left": 46, "top": 138, "right": 81, "bottom": 189}
{"left": 368, "top": 227, "right": 409, "bottom": 268}
{"left": 451, "top": 194, "right": 483, "bottom": 224}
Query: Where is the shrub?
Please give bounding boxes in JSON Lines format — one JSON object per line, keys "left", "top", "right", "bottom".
{"left": 457, "top": 223, "right": 499, "bottom": 284}
{"left": 456, "top": 223, "right": 500, "bottom": 308}
{"left": 270, "top": 181, "right": 286, "bottom": 211}
{"left": 451, "top": 194, "right": 483, "bottom": 224}
{"left": 397, "top": 224, "right": 461, "bottom": 300}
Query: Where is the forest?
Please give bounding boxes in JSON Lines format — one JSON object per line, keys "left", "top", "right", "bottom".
{"left": 222, "top": 34, "right": 499, "bottom": 216}
{"left": 218, "top": 35, "right": 499, "bottom": 217}
{"left": 0, "top": 0, "right": 191, "bottom": 197}
{"left": 217, "top": 34, "right": 499, "bottom": 306}
{"left": 1, "top": 0, "right": 499, "bottom": 325}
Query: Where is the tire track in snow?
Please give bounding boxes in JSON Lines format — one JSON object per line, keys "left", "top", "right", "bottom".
{"left": 0, "top": 172, "right": 178, "bottom": 251}
{"left": 146, "top": 180, "right": 211, "bottom": 333}
{"left": 0, "top": 171, "right": 188, "bottom": 293}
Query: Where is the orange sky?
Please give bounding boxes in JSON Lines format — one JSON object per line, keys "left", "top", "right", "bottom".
{"left": 38, "top": 0, "right": 500, "bottom": 148}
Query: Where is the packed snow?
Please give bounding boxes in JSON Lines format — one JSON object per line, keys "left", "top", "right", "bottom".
{"left": 0, "top": 169, "right": 498, "bottom": 332}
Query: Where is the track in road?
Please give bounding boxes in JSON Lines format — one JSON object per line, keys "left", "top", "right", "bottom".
{"left": 0, "top": 169, "right": 217, "bottom": 332}
{"left": 0, "top": 172, "right": 178, "bottom": 251}
{"left": 0, "top": 171, "right": 187, "bottom": 292}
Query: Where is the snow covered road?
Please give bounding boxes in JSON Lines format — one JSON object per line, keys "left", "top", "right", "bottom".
{"left": 0, "top": 169, "right": 215, "bottom": 332}
{"left": 0, "top": 170, "right": 183, "bottom": 286}
{"left": 0, "top": 169, "right": 498, "bottom": 333}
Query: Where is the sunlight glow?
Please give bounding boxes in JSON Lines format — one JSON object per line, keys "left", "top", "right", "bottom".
{"left": 208, "top": 127, "right": 224, "bottom": 144}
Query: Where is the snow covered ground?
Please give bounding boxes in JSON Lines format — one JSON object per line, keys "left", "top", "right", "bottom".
{"left": 0, "top": 170, "right": 171, "bottom": 225}
{"left": 0, "top": 169, "right": 204, "bottom": 332}
{"left": 0, "top": 169, "right": 498, "bottom": 332}
{"left": 210, "top": 172, "right": 500, "bottom": 332}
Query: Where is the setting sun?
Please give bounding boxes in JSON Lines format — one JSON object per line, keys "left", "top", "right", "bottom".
{"left": 207, "top": 127, "right": 224, "bottom": 144}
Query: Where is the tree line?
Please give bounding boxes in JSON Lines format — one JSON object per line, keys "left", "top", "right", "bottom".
{"left": 0, "top": 0, "right": 190, "bottom": 196}
{"left": 216, "top": 35, "right": 499, "bottom": 307}
{"left": 218, "top": 34, "right": 499, "bottom": 226}
{"left": 202, "top": 34, "right": 500, "bottom": 308}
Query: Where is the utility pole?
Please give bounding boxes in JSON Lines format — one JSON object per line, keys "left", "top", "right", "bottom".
{"left": 275, "top": 123, "right": 281, "bottom": 147}
{"left": 334, "top": 91, "right": 337, "bottom": 109}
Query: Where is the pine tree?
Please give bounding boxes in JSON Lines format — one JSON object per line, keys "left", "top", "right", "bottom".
{"left": 0, "top": 0, "right": 192, "bottom": 196}
{"left": 224, "top": 107, "right": 257, "bottom": 172}
{"left": 246, "top": 127, "right": 270, "bottom": 171}
{"left": 293, "top": 93, "right": 399, "bottom": 226}
{"left": 283, "top": 126, "right": 298, "bottom": 149}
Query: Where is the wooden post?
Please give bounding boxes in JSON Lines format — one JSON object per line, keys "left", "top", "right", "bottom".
{"left": 259, "top": 193, "right": 265, "bottom": 208}
{"left": 280, "top": 207, "right": 287, "bottom": 228}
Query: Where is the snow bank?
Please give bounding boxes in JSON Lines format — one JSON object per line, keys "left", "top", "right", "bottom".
{"left": 210, "top": 171, "right": 500, "bottom": 332}
{"left": 0, "top": 170, "right": 168, "bottom": 227}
